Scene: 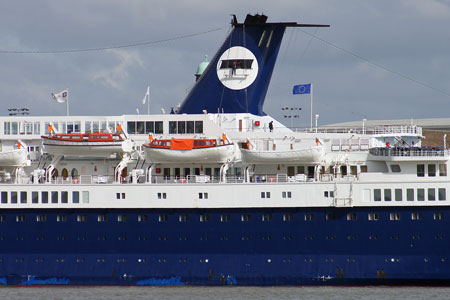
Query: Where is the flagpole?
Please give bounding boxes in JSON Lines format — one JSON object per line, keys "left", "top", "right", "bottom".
{"left": 148, "top": 87, "right": 150, "bottom": 115}
{"left": 310, "top": 83, "right": 313, "bottom": 130}
{"left": 67, "top": 89, "right": 70, "bottom": 117}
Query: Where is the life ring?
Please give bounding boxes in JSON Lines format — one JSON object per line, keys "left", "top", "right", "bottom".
{"left": 73, "top": 177, "right": 80, "bottom": 184}
{"left": 179, "top": 177, "right": 187, "bottom": 184}
{"left": 268, "top": 177, "right": 276, "bottom": 183}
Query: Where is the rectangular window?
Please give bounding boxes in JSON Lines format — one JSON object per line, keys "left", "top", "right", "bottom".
{"left": 305, "top": 213, "right": 315, "bottom": 221}
{"left": 417, "top": 188, "right": 425, "bottom": 201}
{"left": 77, "top": 215, "right": 87, "bottom": 222}
{"left": 51, "top": 191, "right": 58, "bottom": 204}
{"left": 57, "top": 215, "right": 67, "bottom": 222}
{"left": 428, "top": 188, "right": 436, "bottom": 201}
{"left": 42, "top": 191, "right": 48, "bottom": 204}
{"left": 325, "top": 213, "right": 335, "bottom": 221}
{"left": 346, "top": 213, "right": 357, "bottom": 221}
{"left": 439, "top": 164, "right": 447, "bottom": 176}
{"left": 439, "top": 188, "right": 446, "bottom": 201}
{"left": 127, "top": 121, "right": 136, "bottom": 134}
{"left": 220, "top": 215, "right": 231, "bottom": 222}
{"left": 92, "top": 121, "right": 99, "bottom": 132}
{"left": 11, "top": 192, "right": 17, "bottom": 204}
{"left": 158, "top": 214, "right": 168, "bottom": 222}
{"left": 97, "top": 215, "right": 107, "bottom": 222}
{"left": 34, "top": 122, "right": 40, "bottom": 135}
{"left": 1, "top": 191, "right": 8, "bottom": 204}
{"left": 155, "top": 121, "right": 163, "bottom": 134}
{"left": 407, "top": 189, "right": 414, "bottom": 201}
{"left": 177, "top": 121, "right": 186, "bottom": 134}
{"left": 194, "top": 121, "right": 203, "bottom": 134}
{"left": 4, "top": 122, "right": 10, "bottom": 135}
{"left": 395, "top": 189, "right": 402, "bottom": 201}
{"left": 368, "top": 213, "right": 379, "bottom": 221}
{"left": 145, "top": 121, "right": 154, "bottom": 134}
{"left": 136, "top": 122, "right": 145, "bottom": 134}
{"left": 11, "top": 122, "right": 18, "bottom": 135}
{"left": 186, "top": 121, "right": 194, "bottom": 134}
{"left": 20, "top": 191, "right": 27, "bottom": 204}
{"left": 169, "top": 121, "right": 177, "bottom": 134}
{"left": 32, "top": 191, "right": 38, "bottom": 204}
{"left": 384, "top": 189, "right": 391, "bottom": 201}
{"left": 199, "top": 215, "right": 210, "bottom": 222}
{"left": 434, "top": 212, "right": 444, "bottom": 220}
{"left": 241, "top": 214, "right": 251, "bottom": 222}
{"left": 283, "top": 213, "right": 294, "bottom": 221}
{"left": 82, "top": 191, "right": 89, "bottom": 203}
{"left": 61, "top": 191, "right": 68, "bottom": 204}
{"left": 84, "top": 121, "right": 91, "bottom": 133}
{"left": 428, "top": 164, "right": 436, "bottom": 177}
{"left": 72, "top": 191, "right": 79, "bottom": 204}
{"left": 374, "top": 189, "right": 381, "bottom": 201}
{"left": 411, "top": 212, "right": 422, "bottom": 220}
{"left": 390, "top": 212, "right": 400, "bottom": 221}
{"left": 117, "top": 215, "right": 127, "bottom": 222}
{"left": 417, "top": 164, "right": 425, "bottom": 177}
{"left": 262, "top": 214, "right": 272, "bottom": 221}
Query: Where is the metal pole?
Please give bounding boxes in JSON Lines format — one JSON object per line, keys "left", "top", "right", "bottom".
{"left": 147, "top": 86, "right": 150, "bottom": 115}
{"left": 67, "top": 89, "right": 69, "bottom": 116}
{"left": 310, "top": 83, "right": 313, "bottom": 130}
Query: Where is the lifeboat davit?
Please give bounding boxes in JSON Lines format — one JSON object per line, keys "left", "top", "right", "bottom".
{"left": 41, "top": 132, "right": 124, "bottom": 157}
{"left": 143, "top": 138, "right": 234, "bottom": 163}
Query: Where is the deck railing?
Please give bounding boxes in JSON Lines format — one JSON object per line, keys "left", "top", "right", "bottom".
{"left": 369, "top": 147, "right": 450, "bottom": 157}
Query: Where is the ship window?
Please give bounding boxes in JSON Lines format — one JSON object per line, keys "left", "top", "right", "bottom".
{"left": 51, "top": 191, "right": 58, "bottom": 203}
{"left": 1, "top": 191, "right": 7, "bottom": 204}
{"left": 117, "top": 215, "right": 127, "bottom": 222}
{"left": 57, "top": 215, "right": 67, "bottom": 222}
{"left": 97, "top": 215, "right": 107, "bottom": 222}
{"left": 434, "top": 212, "right": 444, "bottom": 220}
{"left": 16, "top": 215, "right": 26, "bottom": 222}
{"left": 241, "top": 214, "right": 251, "bottom": 222}
{"left": 411, "top": 212, "right": 422, "bottom": 220}
{"left": 0, "top": 216, "right": 5, "bottom": 222}
{"left": 384, "top": 189, "right": 391, "bottom": 201}
{"left": 11, "top": 192, "right": 17, "bottom": 204}
{"left": 19, "top": 191, "right": 27, "bottom": 204}
{"left": 32, "top": 191, "right": 38, "bottom": 204}
{"left": 395, "top": 189, "right": 402, "bottom": 201}
{"left": 34, "top": 122, "right": 41, "bottom": 134}
{"left": 283, "top": 213, "right": 294, "bottom": 221}
{"left": 36, "top": 215, "right": 47, "bottom": 222}
{"left": 374, "top": 189, "right": 381, "bottom": 201}
{"left": 325, "top": 213, "right": 336, "bottom": 220}
{"left": 11, "top": 122, "right": 18, "bottom": 135}
{"left": 368, "top": 213, "right": 379, "bottom": 221}
{"left": 407, "top": 189, "right": 414, "bottom": 201}
{"left": 137, "top": 122, "right": 145, "bottom": 134}
{"left": 220, "top": 214, "right": 231, "bottom": 222}
{"left": 92, "top": 121, "right": 99, "bottom": 132}
{"left": 428, "top": 164, "right": 436, "bottom": 177}
{"left": 169, "top": 121, "right": 177, "bottom": 134}
{"left": 186, "top": 121, "right": 194, "bottom": 134}
{"left": 262, "top": 214, "right": 272, "bottom": 222}
{"left": 77, "top": 215, "right": 87, "bottom": 222}
{"left": 82, "top": 191, "right": 89, "bottom": 203}
{"left": 199, "top": 214, "right": 210, "bottom": 222}
{"left": 417, "top": 164, "right": 425, "bottom": 177}
{"left": 390, "top": 165, "right": 401, "bottom": 172}
{"left": 417, "top": 188, "right": 425, "bottom": 201}
{"left": 4, "top": 122, "right": 10, "bottom": 135}
{"left": 428, "top": 188, "right": 436, "bottom": 201}
{"left": 440, "top": 164, "right": 447, "bottom": 176}
{"left": 158, "top": 214, "right": 168, "bottom": 222}
{"left": 195, "top": 121, "right": 203, "bottom": 134}
{"left": 145, "top": 121, "right": 154, "bottom": 134}
{"left": 346, "top": 213, "right": 357, "bottom": 221}
{"left": 177, "top": 121, "right": 186, "bottom": 134}
{"left": 179, "top": 215, "right": 189, "bottom": 222}
{"left": 305, "top": 213, "right": 314, "bottom": 221}
{"left": 72, "top": 191, "right": 79, "bottom": 204}
{"left": 127, "top": 121, "right": 136, "bottom": 134}
{"left": 155, "top": 121, "right": 163, "bottom": 134}
{"left": 42, "top": 191, "right": 48, "bottom": 204}
{"left": 439, "top": 188, "right": 446, "bottom": 201}
{"left": 324, "top": 191, "right": 328, "bottom": 197}
{"left": 138, "top": 215, "right": 148, "bottom": 222}
{"left": 61, "top": 191, "right": 68, "bottom": 204}
{"left": 390, "top": 212, "right": 400, "bottom": 221}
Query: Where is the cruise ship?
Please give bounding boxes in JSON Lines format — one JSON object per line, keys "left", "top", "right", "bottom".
{"left": 0, "top": 14, "right": 449, "bottom": 286}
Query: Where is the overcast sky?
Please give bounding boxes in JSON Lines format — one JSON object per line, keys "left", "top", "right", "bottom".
{"left": 1, "top": 0, "right": 449, "bottom": 127}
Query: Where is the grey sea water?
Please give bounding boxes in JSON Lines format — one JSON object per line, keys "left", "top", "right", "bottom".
{"left": 0, "top": 286, "right": 449, "bottom": 300}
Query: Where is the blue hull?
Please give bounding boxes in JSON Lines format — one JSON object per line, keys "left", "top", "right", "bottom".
{"left": 1, "top": 206, "right": 450, "bottom": 286}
